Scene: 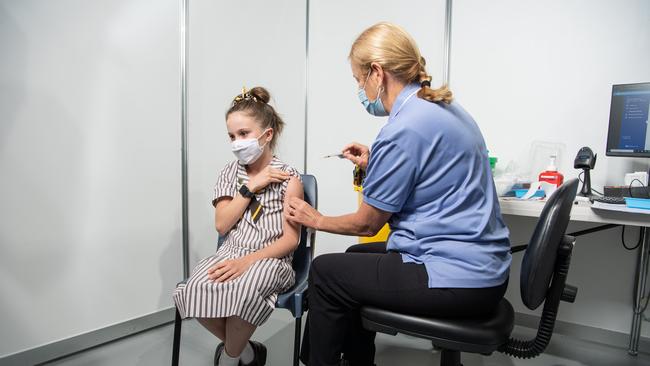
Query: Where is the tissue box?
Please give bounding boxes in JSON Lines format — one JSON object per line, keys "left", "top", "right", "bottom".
{"left": 625, "top": 197, "right": 650, "bottom": 210}
{"left": 514, "top": 189, "right": 545, "bottom": 198}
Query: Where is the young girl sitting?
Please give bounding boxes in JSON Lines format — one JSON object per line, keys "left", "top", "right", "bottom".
{"left": 173, "top": 86, "right": 303, "bottom": 366}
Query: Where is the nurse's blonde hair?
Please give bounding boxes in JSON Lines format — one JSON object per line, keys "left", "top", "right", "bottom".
{"left": 349, "top": 22, "right": 453, "bottom": 105}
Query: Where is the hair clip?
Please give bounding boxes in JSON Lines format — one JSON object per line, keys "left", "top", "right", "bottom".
{"left": 232, "top": 86, "right": 259, "bottom": 105}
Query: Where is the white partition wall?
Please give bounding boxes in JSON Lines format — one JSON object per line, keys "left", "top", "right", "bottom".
{"left": 307, "top": 0, "right": 448, "bottom": 256}
{"left": 0, "top": 0, "right": 182, "bottom": 360}
{"left": 451, "top": 0, "right": 650, "bottom": 338}
{"left": 187, "top": 0, "right": 306, "bottom": 265}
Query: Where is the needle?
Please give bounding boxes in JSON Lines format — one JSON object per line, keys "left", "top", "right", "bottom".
{"left": 323, "top": 153, "right": 345, "bottom": 159}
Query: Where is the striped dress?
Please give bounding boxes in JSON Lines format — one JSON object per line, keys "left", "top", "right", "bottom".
{"left": 173, "top": 156, "right": 300, "bottom": 326}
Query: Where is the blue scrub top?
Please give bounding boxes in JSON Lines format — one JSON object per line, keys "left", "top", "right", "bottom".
{"left": 362, "top": 83, "right": 512, "bottom": 288}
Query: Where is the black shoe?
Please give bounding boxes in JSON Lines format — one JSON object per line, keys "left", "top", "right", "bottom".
{"left": 239, "top": 340, "right": 267, "bottom": 366}
{"left": 214, "top": 342, "right": 225, "bottom": 366}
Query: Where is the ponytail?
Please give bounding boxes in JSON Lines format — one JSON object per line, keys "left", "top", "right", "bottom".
{"left": 416, "top": 57, "right": 453, "bottom": 104}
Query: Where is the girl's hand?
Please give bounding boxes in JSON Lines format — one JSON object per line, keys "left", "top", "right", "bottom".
{"left": 247, "top": 166, "right": 291, "bottom": 193}
{"left": 342, "top": 142, "right": 370, "bottom": 170}
{"left": 207, "top": 256, "right": 255, "bottom": 283}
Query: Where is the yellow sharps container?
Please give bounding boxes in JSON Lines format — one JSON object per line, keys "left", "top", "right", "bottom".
{"left": 353, "top": 166, "right": 390, "bottom": 243}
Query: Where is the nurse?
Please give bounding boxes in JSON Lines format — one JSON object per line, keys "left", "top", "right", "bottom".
{"left": 286, "top": 22, "right": 512, "bottom": 366}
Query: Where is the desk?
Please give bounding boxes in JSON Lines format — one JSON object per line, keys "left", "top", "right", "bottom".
{"left": 499, "top": 197, "right": 650, "bottom": 355}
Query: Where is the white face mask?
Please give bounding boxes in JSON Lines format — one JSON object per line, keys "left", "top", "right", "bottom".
{"left": 231, "top": 129, "right": 270, "bottom": 165}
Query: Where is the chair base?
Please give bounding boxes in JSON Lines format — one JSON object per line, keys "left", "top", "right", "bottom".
{"left": 440, "top": 349, "right": 461, "bottom": 366}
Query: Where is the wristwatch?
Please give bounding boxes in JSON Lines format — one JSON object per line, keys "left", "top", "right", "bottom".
{"left": 239, "top": 184, "right": 255, "bottom": 199}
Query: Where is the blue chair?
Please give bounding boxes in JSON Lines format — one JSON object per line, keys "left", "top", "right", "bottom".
{"left": 171, "top": 174, "right": 317, "bottom": 366}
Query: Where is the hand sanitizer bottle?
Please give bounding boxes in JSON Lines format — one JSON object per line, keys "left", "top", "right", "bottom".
{"left": 538, "top": 155, "right": 564, "bottom": 187}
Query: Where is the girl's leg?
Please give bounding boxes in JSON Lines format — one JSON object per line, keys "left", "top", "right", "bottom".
{"left": 224, "top": 316, "right": 257, "bottom": 357}
{"left": 197, "top": 317, "right": 227, "bottom": 340}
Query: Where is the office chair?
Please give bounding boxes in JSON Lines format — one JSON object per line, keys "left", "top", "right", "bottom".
{"left": 360, "top": 178, "right": 579, "bottom": 366}
{"left": 171, "top": 174, "right": 317, "bottom": 366}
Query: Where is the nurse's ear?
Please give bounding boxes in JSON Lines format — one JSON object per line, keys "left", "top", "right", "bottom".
{"left": 369, "top": 62, "right": 385, "bottom": 87}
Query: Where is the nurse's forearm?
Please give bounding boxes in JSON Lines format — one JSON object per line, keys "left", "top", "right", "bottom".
{"left": 317, "top": 214, "right": 376, "bottom": 236}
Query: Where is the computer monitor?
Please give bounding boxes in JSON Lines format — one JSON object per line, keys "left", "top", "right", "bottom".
{"left": 606, "top": 82, "right": 650, "bottom": 157}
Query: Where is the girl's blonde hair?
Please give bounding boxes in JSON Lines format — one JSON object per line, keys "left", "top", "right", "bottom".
{"left": 349, "top": 22, "right": 453, "bottom": 104}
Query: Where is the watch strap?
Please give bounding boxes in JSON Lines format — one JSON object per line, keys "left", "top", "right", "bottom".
{"left": 239, "top": 184, "right": 255, "bottom": 199}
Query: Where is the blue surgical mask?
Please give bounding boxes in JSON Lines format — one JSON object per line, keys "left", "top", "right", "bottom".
{"left": 358, "top": 71, "right": 388, "bottom": 117}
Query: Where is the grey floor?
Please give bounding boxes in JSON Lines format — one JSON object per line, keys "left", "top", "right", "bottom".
{"left": 43, "top": 310, "right": 650, "bottom": 366}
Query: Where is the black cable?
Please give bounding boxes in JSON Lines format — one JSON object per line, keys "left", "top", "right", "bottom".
{"left": 577, "top": 171, "right": 603, "bottom": 196}
{"left": 621, "top": 225, "right": 643, "bottom": 251}
{"left": 628, "top": 178, "right": 650, "bottom": 198}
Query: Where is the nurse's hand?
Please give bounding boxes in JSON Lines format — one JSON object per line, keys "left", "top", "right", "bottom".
{"left": 285, "top": 197, "right": 323, "bottom": 229}
{"left": 342, "top": 142, "right": 369, "bottom": 170}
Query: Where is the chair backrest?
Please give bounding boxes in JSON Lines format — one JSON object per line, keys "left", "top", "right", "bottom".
{"left": 520, "top": 178, "right": 578, "bottom": 309}
{"left": 292, "top": 174, "right": 317, "bottom": 285}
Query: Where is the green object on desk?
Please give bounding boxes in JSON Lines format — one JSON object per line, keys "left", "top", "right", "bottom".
{"left": 489, "top": 156, "right": 498, "bottom": 174}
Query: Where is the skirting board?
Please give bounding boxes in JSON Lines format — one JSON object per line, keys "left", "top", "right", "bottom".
{"left": 515, "top": 312, "right": 650, "bottom": 353}
{"left": 0, "top": 307, "right": 176, "bottom": 366}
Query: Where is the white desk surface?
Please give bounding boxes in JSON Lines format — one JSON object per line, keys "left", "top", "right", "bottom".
{"left": 499, "top": 197, "right": 650, "bottom": 227}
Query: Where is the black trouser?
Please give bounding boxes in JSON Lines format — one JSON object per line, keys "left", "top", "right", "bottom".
{"left": 300, "top": 242, "right": 508, "bottom": 366}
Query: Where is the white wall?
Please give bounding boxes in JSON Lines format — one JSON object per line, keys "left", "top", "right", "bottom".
{"left": 451, "top": 0, "right": 650, "bottom": 336}
{"left": 187, "top": 0, "right": 306, "bottom": 265}
{"left": 0, "top": 0, "right": 182, "bottom": 357}
{"left": 307, "top": 0, "right": 447, "bottom": 256}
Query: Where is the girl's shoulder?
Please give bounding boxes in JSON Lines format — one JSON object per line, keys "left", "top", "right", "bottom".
{"left": 218, "top": 160, "right": 240, "bottom": 176}
{"left": 270, "top": 157, "right": 302, "bottom": 181}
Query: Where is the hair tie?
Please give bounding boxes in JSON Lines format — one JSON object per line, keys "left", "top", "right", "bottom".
{"left": 420, "top": 80, "right": 431, "bottom": 88}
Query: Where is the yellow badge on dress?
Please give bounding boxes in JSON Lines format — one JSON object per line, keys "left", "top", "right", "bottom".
{"left": 249, "top": 198, "right": 264, "bottom": 223}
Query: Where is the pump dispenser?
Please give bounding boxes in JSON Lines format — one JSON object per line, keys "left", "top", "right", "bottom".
{"left": 538, "top": 155, "right": 564, "bottom": 187}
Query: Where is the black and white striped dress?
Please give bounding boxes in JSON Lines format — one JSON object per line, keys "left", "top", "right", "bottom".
{"left": 173, "top": 157, "right": 300, "bottom": 326}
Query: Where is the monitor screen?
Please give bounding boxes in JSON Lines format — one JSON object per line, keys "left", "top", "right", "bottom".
{"left": 606, "top": 82, "right": 650, "bottom": 157}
